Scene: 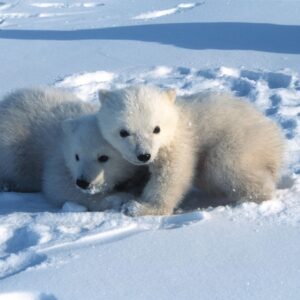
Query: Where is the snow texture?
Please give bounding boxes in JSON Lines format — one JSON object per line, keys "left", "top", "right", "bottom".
{"left": 133, "top": 3, "right": 201, "bottom": 20}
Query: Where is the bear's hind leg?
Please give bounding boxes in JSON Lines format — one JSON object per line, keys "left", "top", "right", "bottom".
{"left": 235, "top": 170, "right": 276, "bottom": 203}
{"left": 196, "top": 143, "right": 277, "bottom": 203}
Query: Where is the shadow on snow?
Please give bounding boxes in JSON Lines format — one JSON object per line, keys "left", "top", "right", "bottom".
{"left": 0, "top": 22, "right": 300, "bottom": 54}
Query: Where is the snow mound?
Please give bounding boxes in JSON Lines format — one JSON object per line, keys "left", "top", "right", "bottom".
{"left": 133, "top": 3, "right": 200, "bottom": 20}
{"left": 61, "top": 201, "right": 87, "bottom": 212}
{"left": 56, "top": 71, "right": 115, "bottom": 101}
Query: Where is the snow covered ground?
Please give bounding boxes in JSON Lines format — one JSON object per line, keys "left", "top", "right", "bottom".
{"left": 0, "top": 1, "right": 300, "bottom": 299}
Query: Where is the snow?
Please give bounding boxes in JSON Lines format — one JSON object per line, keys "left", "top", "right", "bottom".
{"left": 30, "top": 3, "right": 104, "bottom": 9}
{"left": 0, "top": 0, "right": 300, "bottom": 299}
{"left": 133, "top": 3, "right": 200, "bottom": 20}
{"left": 0, "top": 292, "right": 56, "bottom": 300}
{"left": 55, "top": 70, "right": 115, "bottom": 101}
{"left": 61, "top": 201, "right": 87, "bottom": 212}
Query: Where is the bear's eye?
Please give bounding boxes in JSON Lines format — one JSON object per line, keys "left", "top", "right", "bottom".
{"left": 75, "top": 154, "right": 80, "bottom": 161}
{"left": 153, "top": 126, "right": 160, "bottom": 134}
{"left": 98, "top": 155, "right": 109, "bottom": 163}
{"left": 120, "top": 129, "right": 130, "bottom": 138}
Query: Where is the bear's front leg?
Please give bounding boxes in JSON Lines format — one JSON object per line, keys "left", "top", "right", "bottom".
{"left": 126, "top": 143, "right": 196, "bottom": 216}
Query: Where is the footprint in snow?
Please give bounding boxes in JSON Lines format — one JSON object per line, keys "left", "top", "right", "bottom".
{"left": 4, "top": 227, "right": 40, "bottom": 254}
{"left": 0, "top": 225, "right": 47, "bottom": 280}
{"left": 0, "top": 251, "right": 47, "bottom": 279}
{"left": 265, "top": 72, "right": 292, "bottom": 89}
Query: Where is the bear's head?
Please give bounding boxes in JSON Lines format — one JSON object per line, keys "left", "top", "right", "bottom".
{"left": 97, "top": 85, "right": 179, "bottom": 165}
{"left": 62, "top": 114, "right": 134, "bottom": 194}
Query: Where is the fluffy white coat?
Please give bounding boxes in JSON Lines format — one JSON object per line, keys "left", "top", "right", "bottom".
{"left": 0, "top": 88, "right": 137, "bottom": 210}
{"left": 97, "top": 85, "right": 284, "bottom": 216}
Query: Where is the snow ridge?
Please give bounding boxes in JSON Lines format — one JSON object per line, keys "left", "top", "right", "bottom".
{"left": 133, "top": 3, "right": 201, "bottom": 20}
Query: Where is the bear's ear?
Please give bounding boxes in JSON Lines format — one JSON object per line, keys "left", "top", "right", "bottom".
{"left": 165, "top": 89, "right": 176, "bottom": 103}
{"left": 98, "top": 89, "right": 111, "bottom": 104}
{"left": 62, "top": 119, "right": 78, "bottom": 135}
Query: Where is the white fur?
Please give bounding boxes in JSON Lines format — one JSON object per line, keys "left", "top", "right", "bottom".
{"left": 43, "top": 114, "right": 138, "bottom": 209}
{"left": 0, "top": 87, "right": 89, "bottom": 192}
{"left": 0, "top": 88, "right": 138, "bottom": 210}
{"left": 98, "top": 87, "right": 178, "bottom": 165}
{"left": 97, "top": 85, "right": 284, "bottom": 216}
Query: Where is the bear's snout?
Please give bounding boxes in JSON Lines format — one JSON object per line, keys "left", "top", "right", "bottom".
{"left": 137, "top": 153, "right": 151, "bottom": 163}
{"left": 76, "top": 179, "right": 90, "bottom": 190}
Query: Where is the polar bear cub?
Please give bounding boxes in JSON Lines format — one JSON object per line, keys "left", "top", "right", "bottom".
{"left": 43, "top": 114, "right": 137, "bottom": 210}
{"left": 0, "top": 87, "right": 87, "bottom": 192}
{"left": 0, "top": 88, "right": 137, "bottom": 210}
{"left": 97, "top": 85, "right": 284, "bottom": 216}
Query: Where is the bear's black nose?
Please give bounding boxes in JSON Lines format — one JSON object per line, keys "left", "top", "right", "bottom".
{"left": 76, "top": 179, "right": 90, "bottom": 189}
{"left": 137, "top": 153, "right": 151, "bottom": 162}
